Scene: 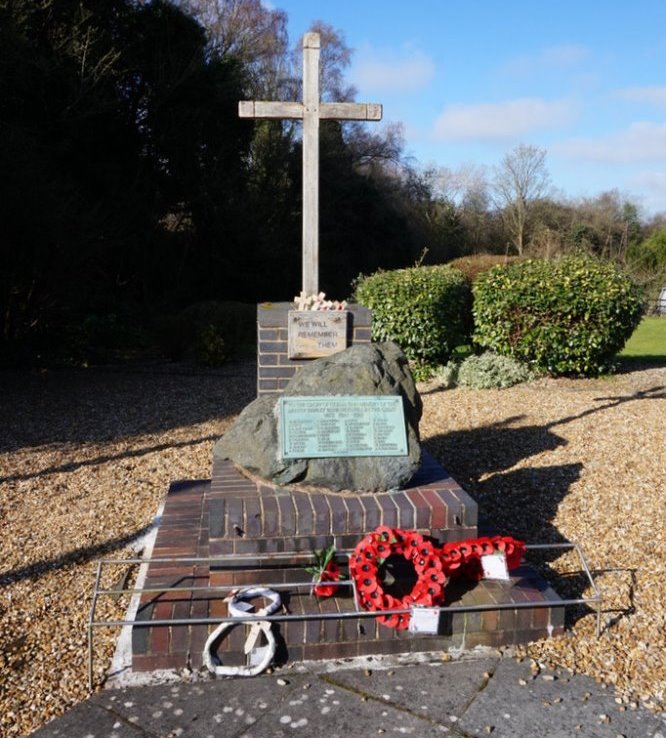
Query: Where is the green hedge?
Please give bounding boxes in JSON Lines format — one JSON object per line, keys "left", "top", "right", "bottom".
{"left": 472, "top": 255, "right": 644, "bottom": 376}
{"left": 354, "top": 265, "right": 472, "bottom": 368}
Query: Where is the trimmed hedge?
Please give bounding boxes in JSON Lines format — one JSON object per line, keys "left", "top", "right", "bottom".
{"left": 472, "top": 255, "right": 644, "bottom": 376}
{"left": 354, "top": 265, "right": 472, "bottom": 367}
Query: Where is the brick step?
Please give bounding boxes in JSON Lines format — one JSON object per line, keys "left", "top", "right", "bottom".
{"left": 130, "top": 463, "right": 563, "bottom": 675}
{"left": 132, "top": 560, "right": 563, "bottom": 673}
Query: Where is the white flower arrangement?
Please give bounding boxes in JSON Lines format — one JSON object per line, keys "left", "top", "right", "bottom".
{"left": 293, "top": 291, "right": 348, "bottom": 311}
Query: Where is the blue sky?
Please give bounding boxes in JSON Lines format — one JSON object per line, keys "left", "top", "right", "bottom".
{"left": 269, "top": 0, "right": 666, "bottom": 216}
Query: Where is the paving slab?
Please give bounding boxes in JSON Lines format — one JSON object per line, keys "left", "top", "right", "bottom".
{"left": 237, "top": 677, "right": 449, "bottom": 738}
{"left": 29, "top": 655, "right": 666, "bottom": 738}
{"left": 325, "top": 657, "right": 498, "bottom": 724}
{"left": 28, "top": 700, "right": 147, "bottom": 738}
{"left": 458, "top": 658, "right": 666, "bottom": 738}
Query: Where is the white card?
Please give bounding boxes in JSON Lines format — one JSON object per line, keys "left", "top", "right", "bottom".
{"left": 481, "top": 552, "right": 510, "bottom": 580}
{"left": 408, "top": 607, "right": 440, "bottom": 634}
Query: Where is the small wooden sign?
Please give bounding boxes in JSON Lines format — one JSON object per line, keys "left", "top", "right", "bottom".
{"left": 287, "top": 310, "right": 348, "bottom": 359}
{"left": 279, "top": 395, "right": 408, "bottom": 459}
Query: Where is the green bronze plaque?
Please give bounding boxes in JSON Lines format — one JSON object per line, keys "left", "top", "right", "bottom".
{"left": 279, "top": 395, "right": 408, "bottom": 459}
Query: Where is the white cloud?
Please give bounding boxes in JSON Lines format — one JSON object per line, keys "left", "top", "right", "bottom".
{"left": 353, "top": 49, "right": 435, "bottom": 93}
{"left": 627, "top": 170, "right": 666, "bottom": 190}
{"left": 541, "top": 44, "right": 590, "bottom": 67}
{"left": 433, "top": 98, "right": 576, "bottom": 141}
{"left": 626, "top": 171, "right": 666, "bottom": 213}
{"left": 555, "top": 122, "right": 666, "bottom": 163}
{"left": 612, "top": 86, "right": 666, "bottom": 108}
{"left": 500, "top": 44, "right": 590, "bottom": 76}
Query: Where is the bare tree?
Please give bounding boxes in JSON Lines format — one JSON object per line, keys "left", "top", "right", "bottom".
{"left": 492, "top": 144, "right": 550, "bottom": 255}
{"left": 179, "top": 0, "right": 294, "bottom": 99}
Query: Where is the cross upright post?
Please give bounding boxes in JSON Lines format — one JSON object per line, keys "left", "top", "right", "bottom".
{"left": 239, "top": 32, "right": 382, "bottom": 295}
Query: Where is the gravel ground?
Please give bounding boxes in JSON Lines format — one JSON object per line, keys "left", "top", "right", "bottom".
{"left": 1, "top": 360, "right": 664, "bottom": 736}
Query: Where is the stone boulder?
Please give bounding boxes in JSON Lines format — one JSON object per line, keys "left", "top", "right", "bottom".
{"left": 213, "top": 342, "right": 422, "bottom": 492}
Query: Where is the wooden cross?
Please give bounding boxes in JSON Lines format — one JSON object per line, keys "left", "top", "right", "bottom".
{"left": 239, "top": 32, "right": 382, "bottom": 295}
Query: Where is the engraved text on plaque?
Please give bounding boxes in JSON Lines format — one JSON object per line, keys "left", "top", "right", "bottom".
{"left": 280, "top": 395, "right": 408, "bottom": 459}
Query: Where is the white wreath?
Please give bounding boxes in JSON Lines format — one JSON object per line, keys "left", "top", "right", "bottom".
{"left": 203, "top": 587, "right": 281, "bottom": 677}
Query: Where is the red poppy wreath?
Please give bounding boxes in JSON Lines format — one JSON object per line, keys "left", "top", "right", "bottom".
{"left": 349, "top": 526, "right": 447, "bottom": 630}
{"left": 348, "top": 526, "right": 525, "bottom": 630}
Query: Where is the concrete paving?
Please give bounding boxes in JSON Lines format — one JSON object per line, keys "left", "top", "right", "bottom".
{"left": 30, "top": 652, "right": 665, "bottom": 738}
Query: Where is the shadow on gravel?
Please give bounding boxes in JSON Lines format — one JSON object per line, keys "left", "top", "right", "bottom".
{"left": 422, "top": 383, "right": 664, "bottom": 628}
{"left": 0, "top": 523, "right": 154, "bottom": 587}
{"left": 0, "top": 360, "right": 257, "bottom": 452}
{"left": 0, "top": 433, "right": 220, "bottom": 485}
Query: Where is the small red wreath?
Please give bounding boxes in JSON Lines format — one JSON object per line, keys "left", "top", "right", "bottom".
{"left": 349, "top": 527, "right": 447, "bottom": 630}
{"left": 350, "top": 528, "right": 526, "bottom": 630}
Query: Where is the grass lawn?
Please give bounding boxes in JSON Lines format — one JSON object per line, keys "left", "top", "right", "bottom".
{"left": 618, "top": 316, "right": 666, "bottom": 365}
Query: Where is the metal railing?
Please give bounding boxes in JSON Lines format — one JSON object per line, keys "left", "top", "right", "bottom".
{"left": 88, "top": 542, "right": 601, "bottom": 691}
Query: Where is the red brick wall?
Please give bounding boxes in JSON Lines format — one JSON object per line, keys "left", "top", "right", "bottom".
{"left": 257, "top": 303, "right": 372, "bottom": 395}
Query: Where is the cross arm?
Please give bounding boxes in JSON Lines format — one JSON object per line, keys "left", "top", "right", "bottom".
{"left": 320, "top": 102, "right": 382, "bottom": 121}
{"left": 239, "top": 101, "right": 304, "bottom": 120}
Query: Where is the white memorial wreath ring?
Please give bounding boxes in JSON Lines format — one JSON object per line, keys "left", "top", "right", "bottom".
{"left": 204, "top": 587, "right": 281, "bottom": 677}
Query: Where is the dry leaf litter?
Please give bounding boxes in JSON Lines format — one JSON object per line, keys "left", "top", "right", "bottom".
{"left": 1, "top": 361, "right": 664, "bottom": 736}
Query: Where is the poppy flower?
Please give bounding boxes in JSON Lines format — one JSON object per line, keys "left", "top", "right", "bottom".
{"left": 440, "top": 546, "right": 463, "bottom": 575}
{"left": 357, "top": 561, "right": 378, "bottom": 577}
{"left": 477, "top": 538, "right": 495, "bottom": 556}
{"left": 491, "top": 536, "right": 507, "bottom": 553}
{"left": 403, "top": 531, "right": 423, "bottom": 552}
{"left": 378, "top": 607, "right": 409, "bottom": 629}
{"left": 306, "top": 545, "right": 346, "bottom": 598}
{"left": 409, "top": 581, "right": 434, "bottom": 607}
{"left": 456, "top": 542, "right": 473, "bottom": 562}
{"left": 358, "top": 574, "right": 380, "bottom": 596}
{"left": 394, "top": 614, "right": 410, "bottom": 630}
{"left": 374, "top": 540, "right": 391, "bottom": 560}
{"left": 413, "top": 553, "right": 438, "bottom": 575}
{"left": 373, "top": 525, "right": 395, "bottom": 544}
{"left": 425, "top": 564, "right": 447, "bottom": 586}
{"left": 313, "top": 565, "right": 339, "bottom": 597}
{"left": 376, "top": 593, "right": 404, "bottom": 628}
{"left": 414, "top": 546, "right": 438, "bottom": 572}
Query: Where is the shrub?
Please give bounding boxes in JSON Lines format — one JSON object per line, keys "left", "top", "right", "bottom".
{"left": 626, "top": 229, "right": 666, "bottom": 312}
{"left": 195, "top": 324, "right": 227, "bottom": 366}
{"left": 430, "top": 360, "right": 459, "bottom": 389}
{"left": 473, "top": 255, "right": 644, "bottom": 376}
{"left": 457, "top": 352, "right": 534, "bottom": 389}
{"left": 155, "top": 301, "right": 256, "bottom": 364}
{"left": 354, "top": 265, "right": 472, "bottom": 369}
{"left": 182, "top": 301, "right": 256, "bottom": 354}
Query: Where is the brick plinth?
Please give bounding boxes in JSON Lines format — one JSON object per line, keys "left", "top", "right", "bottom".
{"left": 131, "top": 458, "right": 565, "bottom": 674}
{"left": 209, "top": 453, "right": 478, "bottom": 554}
{"left": 257, "top": 302, "right": 371, "bottom": 395}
